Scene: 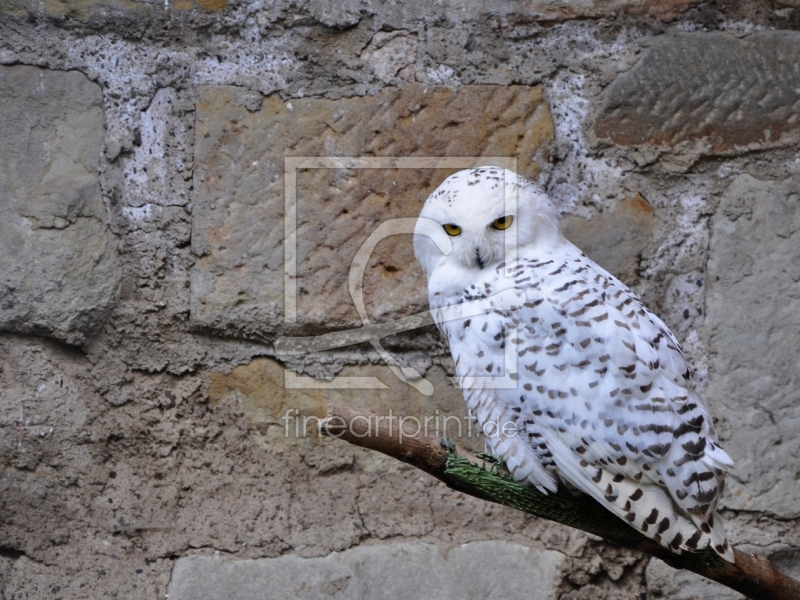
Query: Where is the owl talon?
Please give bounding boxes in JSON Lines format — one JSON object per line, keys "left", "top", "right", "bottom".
{"left": 476, "top": 453, "right": 506, "bottom": 472}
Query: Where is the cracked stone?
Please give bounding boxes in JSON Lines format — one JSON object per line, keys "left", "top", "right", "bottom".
{"left": 0, "top": 66, "right": 120, "bottom": 343}
{"left": 167, "top": 542, "right": 565, "bottom": 600}
{"left": 706, "top": 174, "right": 800, "bottom": 518}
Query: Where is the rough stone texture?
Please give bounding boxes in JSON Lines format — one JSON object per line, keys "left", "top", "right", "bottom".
{"left": 595, "top": 31, "right": 800, "bottom": 158}
{"left": 360, "top": 30, "right": 419, "bottom": 83}
{"left": 0, "top": 337, "right": 175, "bottom": 598}
{"left": 168, "top": 542, "right": 565, "bottom": 600}
{"left": 0, "top": 0, "right": 703, "bottom": 25}
{"left": 2, "top": 2, "right": 800, "bottom": 599}
{"left": 208, "top": 358, "right": 487, "bottom": 457}
{"left": 646, "top": 543, "right": 800, "bottom": 599}
{"left": 645, "top": 557, "right": 745, "bottom": 599}
{"left": 705, "top": 174, "right": 800, "bottom": 518}
{"left": 561, "top": 193, "right": 655, "bottom": 284}
{"left": 191, "top": 84, "right": 553, "bottom": 338}
{"left": 0, "top": 0, "right": 231, "bottom": 22}
{"left": 0, "top": 66, "right": 120, "bottom": 343}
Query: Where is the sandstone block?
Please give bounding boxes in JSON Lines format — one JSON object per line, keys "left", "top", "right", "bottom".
{"left": 191, "top": 84, "right": 552, "bottom": 339}
{"left": 168, "top": 542, "right": 565, "bottom": 600}
{"left": 0, "top": 0, "right": 228, "bottom": 21}
{"left": 705, "top": 174, "right": 800, "bottom": 518}
{"left": 268, "top": 0, "right": 701, "bottom": 26}
{"left": 0, "top": 66, "right": 119, "bottom": 342}
{"left": 595, "top": 32, "right": 800, "bottom": 155}
{"left": 208, "top": 358, "right": 486, "bottom": 459}
{"left": 561, "top": 194, "right": 654, "bottom": 285}
{"left": 509, "top": 0, "right": 701, "bottom": 21}
{"left": 0, "top": 0, "right": 701, "bottom": 24}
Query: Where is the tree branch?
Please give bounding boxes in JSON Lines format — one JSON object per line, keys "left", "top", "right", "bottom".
{"left": 320, "top": 404, "right": 800, "bottom": 600}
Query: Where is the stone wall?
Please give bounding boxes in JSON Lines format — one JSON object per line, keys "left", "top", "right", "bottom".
{"left": 2, "top": 1, "right": 800, "bottom": 598}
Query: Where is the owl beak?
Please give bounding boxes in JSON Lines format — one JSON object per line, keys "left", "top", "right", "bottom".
{"left": 475, "top": 248, "right": 486, "bottom": 269}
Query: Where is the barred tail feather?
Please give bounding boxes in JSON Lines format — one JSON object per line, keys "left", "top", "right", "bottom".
{"left": 709, "top": 510, "right": 734, "bottom": 562}
{"left": 541, "top": 433, "right": 734, "bottom": 561}
{"left": 705, "top": 441, "right": 735, "bottom": 469}
{"left": 687, "top": 509, "right": 734, "bottom": 562}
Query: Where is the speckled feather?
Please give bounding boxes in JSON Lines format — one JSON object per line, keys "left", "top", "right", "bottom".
{"left": 414, "top": 168, "right": 735, "bottom": 562}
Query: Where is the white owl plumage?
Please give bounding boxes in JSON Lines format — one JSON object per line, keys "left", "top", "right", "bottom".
{"left": 414, "top": 167, "right": 735, "bottom": 562}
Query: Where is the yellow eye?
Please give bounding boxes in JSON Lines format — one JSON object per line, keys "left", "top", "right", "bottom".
{"left": 492, "top": 216, "right": 514, "bottom": 230}
{"left": 443, "top": 223, "right": 462, "bottom": 236}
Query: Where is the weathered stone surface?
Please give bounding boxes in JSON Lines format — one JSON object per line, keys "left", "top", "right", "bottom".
{"left": 1, "top": 0, "right": 139, "bottom": 21}
{"left": 595, "top": 32, "right": 800, "bottom": 155}
{"left": 0, "top": 0, "right": 228, "bottom": 21}
{"left": 561, "top": 193, "right": 654, "bottom": 284}
{"left": 0, "top": 66, "right": 119, "bottom": 342}
{"left": 5, "top": 4, "right": 800, "bottom": 600}
{"left": 360, "top": 30, "right": 419, "bottom": 83}
{"left": 191, "top": 84, "right": 553, "bottom": 339}
{"left": 705, "top": 174, "right": 800, "bottom": 518}
{"left": 0, "top": 0, "right": 702, "bottom": 24}
{"left": 503, "top": 0, "right": 701, "bottom": 20}
{"left": 771, "top": 546, "right": 800, "bottom": 582}
{"left": 168, "top": 542, "right": 565, "bottom": 600}
{"left": 645, "top": 557, "right": 744, "bottom": 600}
{"left": 209, "top": 358, "right": 486, "bottom": 458}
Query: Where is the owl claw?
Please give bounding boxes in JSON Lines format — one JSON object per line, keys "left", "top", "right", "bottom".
{"left": 476, "top": 452, "right": 506, "bottom": 473}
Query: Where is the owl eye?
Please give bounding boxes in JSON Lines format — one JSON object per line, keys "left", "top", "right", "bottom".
{"left": 443, "top": 223, "right": 462, "bottom": 236}
{"left": 491, "top": 216, "right": 514, "bottom": 230}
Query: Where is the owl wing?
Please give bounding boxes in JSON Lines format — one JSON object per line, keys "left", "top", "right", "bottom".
{"left": 450, "top": 247, "right": 734, "bottom": 561}
{"left": 434, "top": 288, "right": 560, "bottom": 494}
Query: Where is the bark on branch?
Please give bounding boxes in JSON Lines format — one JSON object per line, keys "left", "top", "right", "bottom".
{"left": 320, "top": 404, "right": 800, "bottom": 600}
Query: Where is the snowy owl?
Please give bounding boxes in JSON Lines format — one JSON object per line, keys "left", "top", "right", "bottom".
{"left": 413, "top": 167, "right": 734, "bottom": 561}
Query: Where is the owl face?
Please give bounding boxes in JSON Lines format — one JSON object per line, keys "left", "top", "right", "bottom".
{"left": 414, "top": 167, "right": 562, "bottom": 276}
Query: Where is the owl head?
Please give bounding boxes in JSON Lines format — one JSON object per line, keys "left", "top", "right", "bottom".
{"left": 414, "top": 167, "right": 563, "bottom": 276}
